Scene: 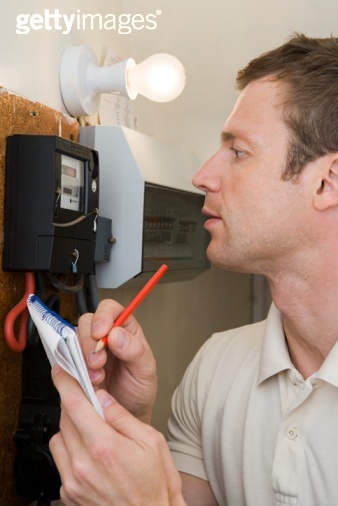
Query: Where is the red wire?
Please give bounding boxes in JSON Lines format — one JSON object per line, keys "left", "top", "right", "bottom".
{"left": 4, "top": 272, "right": 35, "bottom": 352}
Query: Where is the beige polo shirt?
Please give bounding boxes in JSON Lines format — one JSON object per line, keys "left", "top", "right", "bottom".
{"left": 167, "top": 304, "right": 338, "bottom": 505}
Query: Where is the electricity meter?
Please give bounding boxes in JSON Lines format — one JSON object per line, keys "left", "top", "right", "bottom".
{"left": 3, "top": 135, "right": 99, "bottom": 274}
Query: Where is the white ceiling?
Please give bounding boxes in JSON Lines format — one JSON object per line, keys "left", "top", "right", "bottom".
{"left": 123, "top": 0, "right": 338, "bottom": 165}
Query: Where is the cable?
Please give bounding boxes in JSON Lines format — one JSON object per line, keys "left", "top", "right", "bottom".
{"left": 87, "top": 273, "right": 99, "bottom": 312}
{"left": 76, "top": 284, "right": 88, "bottom": 315}
{"left": 45, "top": 293, "right": 61, "bottom": 314}
{"left": 26, "top": 273, "right": 45, "bottom": 348}
{"left": 53, "top": 208, "right": 98, "bottom": 228}
{"left": 4, "top": 272, "right": 35, "bottom": 352}
{"left": 48, "top": 272, "right": 84, "bottom": 294}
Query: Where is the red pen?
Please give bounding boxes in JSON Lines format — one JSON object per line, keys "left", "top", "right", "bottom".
{"left": 94, "top": 264, "right": 169, "bottom": 353}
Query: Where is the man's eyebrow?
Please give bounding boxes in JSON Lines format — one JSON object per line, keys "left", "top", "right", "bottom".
{"left": 221, "top": 130, "right": 255, "bottom": 147}
{"left": 221, "top": 131, "right": 235, "bottom": 143}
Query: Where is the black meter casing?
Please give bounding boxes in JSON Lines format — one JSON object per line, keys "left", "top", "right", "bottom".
{"left": 3, "top": 135, "right": 99, "bottom": 274}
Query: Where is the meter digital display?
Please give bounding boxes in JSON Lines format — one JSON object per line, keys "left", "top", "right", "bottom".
{"left": 60, "top": 154, "right": 84, "bottom": 212}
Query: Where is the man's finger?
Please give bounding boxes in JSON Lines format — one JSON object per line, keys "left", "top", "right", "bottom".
{"left": 49, "top": 431, "right": 73, "bottom": 481}
{"left": 52, "top": 366, "right": 108, "bottom": 443}
{"left": 104, "top": 326, "right": 156, "bottom": 380}
{"left": 89, "top": 299, "right": 126, "bottom": 338}
{"left": 96, "top": 389, "right": 153, "bottom": 440}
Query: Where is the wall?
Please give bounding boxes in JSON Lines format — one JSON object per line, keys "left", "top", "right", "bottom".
{"left": 0, "top": 89, "right": 80, "bottom": 504}
{"left": 0, "top": 3, "right": 253, "bottom": 502}
{"left": 100, "top": 268, "right": 252, "bottom": 432}
{"left": 0, "top": 0, "right": 253, "bottom": 415}
{"left": 0, "top": 1, "right": 134, "bottom": 112}
{"left": 124, "top": 0, "right": 338, "bottom": 163}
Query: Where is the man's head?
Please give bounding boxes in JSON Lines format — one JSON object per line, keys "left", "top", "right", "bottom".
{"left": 193, "top": 33, "right": 338, "bottom": 276}
{"left": 236, "top": 33, "right": 338, "bottom": 180}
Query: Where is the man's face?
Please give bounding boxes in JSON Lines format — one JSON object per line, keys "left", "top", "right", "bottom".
{"left": 193, "top": 78, "right": 311, "bottom": 275}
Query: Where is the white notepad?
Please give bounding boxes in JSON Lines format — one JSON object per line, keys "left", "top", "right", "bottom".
{"left": 27, "top": 294, "right": 104, "bottom": 419}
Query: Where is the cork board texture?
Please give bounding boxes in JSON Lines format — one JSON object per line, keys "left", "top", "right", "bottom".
{"left": 0, "top": 87, "right": 79, "bottom": 504}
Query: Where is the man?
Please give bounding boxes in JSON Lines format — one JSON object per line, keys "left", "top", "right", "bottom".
{"left": 50, "top": 33, "right": 338, "bottom": 505}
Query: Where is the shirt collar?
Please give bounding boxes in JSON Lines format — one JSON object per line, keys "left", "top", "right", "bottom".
{"left": 313, "top": 340, "right": 338, "bottom": 387}
{"left": 257, "top": 303, "right": 338, "bottom": 388}
{"left": 257, "top": 303, "right": 293, "bottom": 385}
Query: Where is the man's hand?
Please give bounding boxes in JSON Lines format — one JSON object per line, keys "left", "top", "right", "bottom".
{"left": 50, "top": 366, "right": 185, "bottom": 506}
{"left": 78, "top": 299, "right": 157, "bottom": 423}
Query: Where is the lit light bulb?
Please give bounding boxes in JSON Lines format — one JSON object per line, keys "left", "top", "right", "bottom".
{"left": 60, "top": 46, "right": 186, "bottom": 117}
{"left": 126, "top": 53, "right": 186, "bottom": 102}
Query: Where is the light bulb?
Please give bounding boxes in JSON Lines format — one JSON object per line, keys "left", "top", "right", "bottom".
{"left": 126, "top": 53, "right": 186, "bottom": 102}
{"left": 60, "top": 46, "right": 186, "bottom": 116}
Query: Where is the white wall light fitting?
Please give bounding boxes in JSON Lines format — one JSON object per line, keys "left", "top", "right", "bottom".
{"left": 59, "top": 45, "right": 186, "bottom": 117}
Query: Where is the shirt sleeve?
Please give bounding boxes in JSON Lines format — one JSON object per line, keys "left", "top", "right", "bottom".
{"left": 167, "top": 335, "right": 220, "bottom": 481}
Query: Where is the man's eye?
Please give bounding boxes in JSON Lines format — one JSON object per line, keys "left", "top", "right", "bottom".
{"left": 231, "top": 147, "right": 245, "bottom": 159}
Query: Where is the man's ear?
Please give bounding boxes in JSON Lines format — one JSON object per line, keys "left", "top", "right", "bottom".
{"left": 313, "top": 157, "right": 338, "bottom": 211}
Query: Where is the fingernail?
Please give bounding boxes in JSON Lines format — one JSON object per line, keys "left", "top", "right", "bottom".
{"left": 97, "top": 390, "right": 114, "bottom": 409}
{"left": 92, "top": 320, "right": 104, "bottom": 333}
{"left": 114, "top": 328, "right": 128, "bottom": 349}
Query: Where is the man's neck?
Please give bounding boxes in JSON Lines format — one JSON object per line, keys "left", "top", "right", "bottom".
{"left": 268, "top": 271, "right": 338, "bottom": 379}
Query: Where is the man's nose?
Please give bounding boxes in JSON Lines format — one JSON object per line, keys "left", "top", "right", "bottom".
{"left": 192, "top": 151, "right": 221, "bottom": 193}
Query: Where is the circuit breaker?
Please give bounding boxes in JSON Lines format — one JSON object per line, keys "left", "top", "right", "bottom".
{"left": 80, "top": 125, "right": 210, "bottom": 287}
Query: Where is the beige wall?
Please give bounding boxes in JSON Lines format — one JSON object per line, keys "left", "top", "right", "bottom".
{"left": 0, "top": 1, "right": 254, "bottom": 439}
{"left": 100, "top": 267, "right": 252, "bottom": 433}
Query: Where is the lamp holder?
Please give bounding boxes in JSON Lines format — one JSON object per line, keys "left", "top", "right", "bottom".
{"left": 60, "top": 45, "right": 135, "bottom": 117}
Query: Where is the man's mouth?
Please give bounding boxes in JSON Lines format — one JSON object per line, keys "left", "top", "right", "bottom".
{"left": 202, "top": 207, "right": 220, "bottom": 220}
{"left": 201, "top": 207, "right": 222, "bottom": 228}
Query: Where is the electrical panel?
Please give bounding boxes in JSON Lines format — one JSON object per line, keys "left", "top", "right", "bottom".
{"left": 80, "top": 125, "right": 210, "bottom": 288}
{"left": 141, "top": 183, "right": 209, "bottom": 281}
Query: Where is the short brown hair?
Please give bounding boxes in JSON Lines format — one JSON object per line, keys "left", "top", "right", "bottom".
{"left": 236, "top": 33, "right": 338, "bottom": 180}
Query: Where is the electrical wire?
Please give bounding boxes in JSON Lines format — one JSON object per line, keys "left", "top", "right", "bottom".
{"left": 76, "top": 283, "right": 89, "bottom": 315}
{"left": 87, "top": 273, "right": 99, "bottom": 312}
{"left": 48, "top": 272, "right": 84, "bottom": 293}
{"left": 26, "top": 272, "right": 45, "bottom": 348}
{"left": 75, "top": 273, "right": 100, "bottom": 315}
{"left": 53, "top": 208, "right": 98, "bottom": 228}
{"left": 4, "top": 272, "right": 35, "bottom": 352}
